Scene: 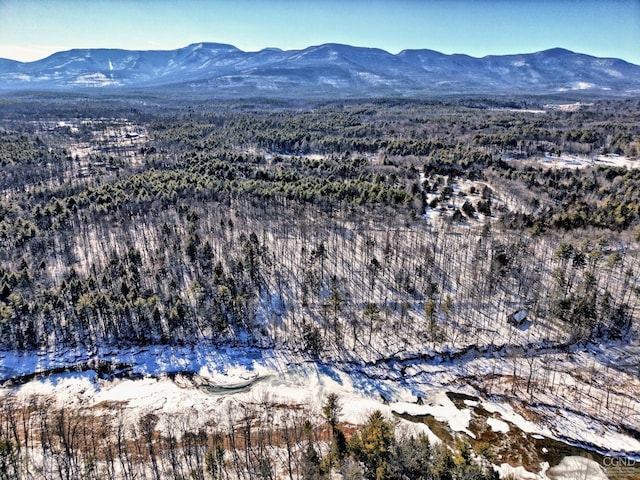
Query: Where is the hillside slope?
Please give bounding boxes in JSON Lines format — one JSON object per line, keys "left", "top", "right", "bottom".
{"left": 1, "top": 43, "right": 639, "bottom": 96}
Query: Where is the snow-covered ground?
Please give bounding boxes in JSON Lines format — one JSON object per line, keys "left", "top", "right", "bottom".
{"left": 546, "top": 456, "right": 608, "bottom": 480}
{"left": 537, "top": 153, "right": 639, "bottom": 170}
{"left": 1, "top": 340, "right": 639, "bottom": 479}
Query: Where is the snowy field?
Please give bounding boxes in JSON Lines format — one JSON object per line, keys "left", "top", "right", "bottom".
{"left": 537, "top": 153, "right": 639, "bottom": 170}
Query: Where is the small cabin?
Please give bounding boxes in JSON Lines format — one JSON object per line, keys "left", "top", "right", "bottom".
{"left": 508, "top": 309, "right": 528, "bottom": 327}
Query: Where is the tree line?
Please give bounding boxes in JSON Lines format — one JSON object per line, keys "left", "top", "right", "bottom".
{"left": 0, "top": 391, "right": 498, "bottom": 480}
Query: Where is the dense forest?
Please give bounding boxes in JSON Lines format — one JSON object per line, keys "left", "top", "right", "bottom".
{"left": 0, "top": 95, "right": 639, "bottom": 352}
{"left": 0, "top": 93, "right": 639, "bottom": 479}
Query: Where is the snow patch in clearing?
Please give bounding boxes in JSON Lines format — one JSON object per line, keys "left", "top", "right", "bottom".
{"left": 74, "top": 72, "right": 121, "bottom": 86}
{"left": 2, "top": 73, "right": 31, "bottom": 81}
{"left": 12, "top": 371, "right": 97, "bottom": 408}
{"left": 392, "top": 392, "right": 474, "bottom": 438}
{"left": 395, "top": 421, "right": 441, "bottom": 446}
{"left": 483, "top": 401, "right": 552, "bottom": 437}
{"left": 546, "top": 456, "right": 608, "bottom": 480}
{"left": 487, "top": 417, "right": 510, "bottom": 433}
{"left": 542, "top": 407, "right": 640, "bottom": 455}
{"left": 95, "top": 377, "right": 188, "bottom": 411}
{"left": 496, "top": 462, "right": 546, "bottom": 479}
{"left": 573, "top": 81, "right": 595, "bottom": 90}
{"left": 198, "top": 364, "right": 260, "bottom": 387}
{"left": 604, "top": 68, "right": 623, "bottom": 78}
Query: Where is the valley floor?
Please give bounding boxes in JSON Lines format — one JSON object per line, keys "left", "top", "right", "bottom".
{"left": 1, "top": 339, "right": 639, "bottom": 479}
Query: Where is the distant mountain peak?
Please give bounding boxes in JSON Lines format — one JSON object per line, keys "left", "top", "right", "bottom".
{"left": 184, "top": 42, "right": 240, "bottom": 52}
{"left": 538, "top": 47, "right": 576, "bottom": 56}
{"left": 0, "top": 43, "right": 638, "bottom": 97}
{"left": 259, "top": 47, "right": 283, "bottom": 53}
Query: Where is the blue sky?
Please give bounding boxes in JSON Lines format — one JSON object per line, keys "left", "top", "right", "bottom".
{"left": 1, "top": 0, "right": 639, "bottom": 64}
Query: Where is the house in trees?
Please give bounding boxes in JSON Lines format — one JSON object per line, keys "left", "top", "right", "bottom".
{"left": 508, "top": 309, "right": 528, "bottom": 327}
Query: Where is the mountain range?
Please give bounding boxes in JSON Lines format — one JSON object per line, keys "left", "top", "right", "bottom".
{"left": 1, "top": 42, "right": 639, "bottom": 97}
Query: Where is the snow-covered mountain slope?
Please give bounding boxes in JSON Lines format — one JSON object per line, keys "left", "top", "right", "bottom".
{"left": 1, "top": 43, "right": 639, "bottom": 96}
